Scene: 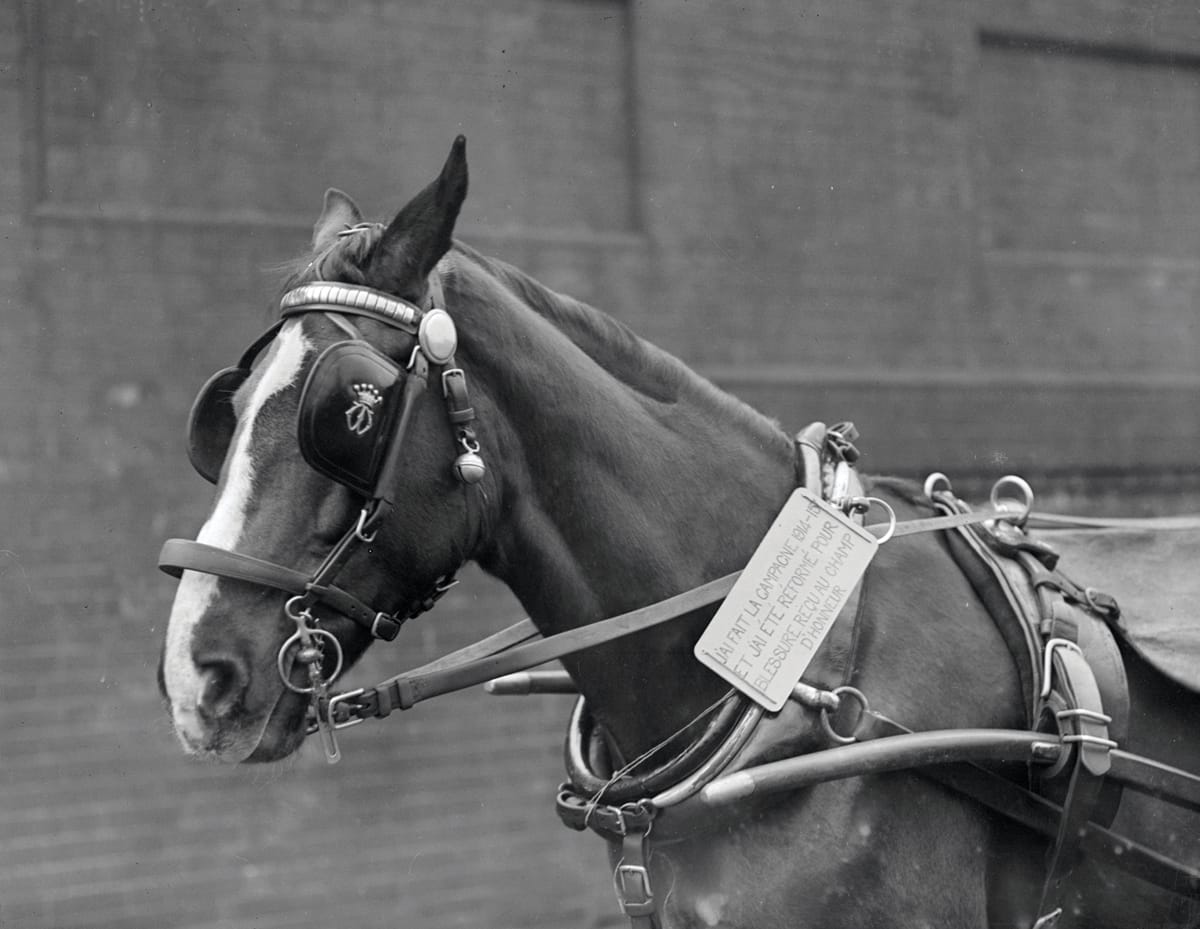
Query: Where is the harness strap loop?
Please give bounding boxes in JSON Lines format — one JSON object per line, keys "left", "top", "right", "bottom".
{"left": 1036, "top": 641, "right": 1114, "bottom": 921}
{"left": 615, "top": 829, "right": 660, "bottom": 929}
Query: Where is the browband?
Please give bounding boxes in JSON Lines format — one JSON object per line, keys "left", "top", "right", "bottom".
{"left": 280, "top": 282, "right": 422, "bottom": 331}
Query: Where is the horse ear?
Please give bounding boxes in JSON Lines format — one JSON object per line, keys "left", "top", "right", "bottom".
{"left": 369, "top": 136, "right": 469, "bottom": 292}
{"left": 312, "top": 189, "right": 363, "bottom": 252}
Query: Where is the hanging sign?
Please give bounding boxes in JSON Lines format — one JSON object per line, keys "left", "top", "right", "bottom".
{"left": 694, "top": 489, "right": 878, "bottom": 711}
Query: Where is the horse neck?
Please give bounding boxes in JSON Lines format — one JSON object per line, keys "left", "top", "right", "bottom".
{"left": 449, "top": 252, "right": 796, "bottom": 755}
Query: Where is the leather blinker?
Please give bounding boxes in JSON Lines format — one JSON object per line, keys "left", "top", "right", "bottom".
{"left": 296, "top": 342, "right": 405, "bottom": 499}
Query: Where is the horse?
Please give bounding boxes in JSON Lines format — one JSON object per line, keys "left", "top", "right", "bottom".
{"left": 158, "top": 137, "right": 1200, "bottom": 929}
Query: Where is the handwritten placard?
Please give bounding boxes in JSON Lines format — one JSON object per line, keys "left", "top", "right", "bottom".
{"left": 694, "top": 489, "right": 877, "bottom": 711}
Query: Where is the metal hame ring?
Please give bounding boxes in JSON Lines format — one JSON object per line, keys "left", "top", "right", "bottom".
{"left": 990, "top": 474, "right": 1034, "bottom": 526}
{"left": 923, "top": 472, "right": 953, "bottom": 499}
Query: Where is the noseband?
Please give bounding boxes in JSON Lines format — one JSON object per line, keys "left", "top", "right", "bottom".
{"left": 159, "top": 278, "right": 485, "bottom": 761}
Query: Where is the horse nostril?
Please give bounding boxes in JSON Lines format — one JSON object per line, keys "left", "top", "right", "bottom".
{"left": 195, "top": 657, "right": 248, "bottom": 722}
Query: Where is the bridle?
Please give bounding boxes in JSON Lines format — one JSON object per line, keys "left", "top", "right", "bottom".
{"left": 159, "top": 276, "right": 486, "bottom": 761}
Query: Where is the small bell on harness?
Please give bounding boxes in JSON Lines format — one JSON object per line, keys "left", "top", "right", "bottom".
{"left": 453, "top": 427, "right": 486, "bottom": 484}
{"left": 454, "top": 449, "right": 486, "bottom": 484}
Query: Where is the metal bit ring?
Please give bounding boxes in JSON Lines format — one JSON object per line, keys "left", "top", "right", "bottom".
{"left": 277, "top": 627, "right": 344, "bottom": 694}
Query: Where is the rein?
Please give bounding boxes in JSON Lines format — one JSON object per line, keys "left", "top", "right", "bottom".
{"left": 306, "top": 438, "right": 1032, "bottom": 751}
{"left": 312, "top": 451, "right": 1178, "bottom": 750}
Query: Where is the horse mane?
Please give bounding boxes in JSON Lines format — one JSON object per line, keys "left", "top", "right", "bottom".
{"left": 446, "top": 242, "right": 784, "bottom": 442}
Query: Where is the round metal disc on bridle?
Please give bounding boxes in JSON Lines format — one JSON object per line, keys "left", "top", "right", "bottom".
{"left": 418, "top": 309, "right": 458, "bottom": 365}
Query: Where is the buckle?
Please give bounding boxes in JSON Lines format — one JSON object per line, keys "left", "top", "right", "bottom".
{"left": 326, "top": 688, "right": 367, "bottom": 730}
{"left": 614, "top": 863, "right": 655, "bottom": 917}
{"left": 370, "top": 612, "right": 403, "bottom": 641}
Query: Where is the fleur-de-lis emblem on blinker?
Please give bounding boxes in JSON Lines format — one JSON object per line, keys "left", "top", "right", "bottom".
{"left": 345, "top": 382, "right": 383, "bottom": 436}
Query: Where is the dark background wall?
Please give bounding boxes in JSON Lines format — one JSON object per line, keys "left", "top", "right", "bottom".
{"left": 2, "top": 2, "right": 1198, "bottom": 927}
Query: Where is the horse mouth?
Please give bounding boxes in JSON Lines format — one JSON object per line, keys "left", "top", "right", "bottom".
{"left": 173, "top": 684, "right": 310, "bottom": 764}
{"left": 243, "top": 689, "right": 311, "bottom": 762}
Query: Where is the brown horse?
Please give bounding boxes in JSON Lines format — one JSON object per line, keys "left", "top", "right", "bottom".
{"left": 158, "top": 139, "right": 1200, "bottom": 928}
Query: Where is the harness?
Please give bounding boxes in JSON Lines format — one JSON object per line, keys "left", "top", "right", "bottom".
{"left": 544, "top": 445, "right": 1200, "bottom": 929}
{"left": 159, "top": 276, "right": 1200, "bottom": 927}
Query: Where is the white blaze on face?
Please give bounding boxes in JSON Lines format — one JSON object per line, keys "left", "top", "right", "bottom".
{"left": 163, "top": 321, "right": 312, "bottom": 739}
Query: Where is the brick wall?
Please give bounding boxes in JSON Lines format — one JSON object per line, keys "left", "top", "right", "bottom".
{"left": 3, "top": 2, "right": 1199, "bottom": 928}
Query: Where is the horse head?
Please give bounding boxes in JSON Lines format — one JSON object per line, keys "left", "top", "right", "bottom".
{"left": 159, "top": 138, "right": 484, "bottom": 762}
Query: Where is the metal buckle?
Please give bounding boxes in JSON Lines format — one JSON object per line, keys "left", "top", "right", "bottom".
{"left": 613, "top": 863, "right": 655, "bottom": 917}
{"left": 370, "top": 612, "right": 402, "bottom": 641}
{"left": 326, "top": 688, "right": 367, "bottom": 730}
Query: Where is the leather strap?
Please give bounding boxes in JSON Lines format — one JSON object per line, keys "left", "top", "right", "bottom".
{"left": 1035, "top": 644, "right": 1113, "bottom": 922}
{"left": 159, "top": 539, "right": 376, "bottom": 621}
{"left": 614, "top": 829, "right": 660, "bottom": 929}
{"left": 925, "top": 756, "right": 1200, "bottom": 898}
{"left": 158, "top": 538, "right": 451, "bottom": 641}
{"left": 563, "top": 693, "right": 749, "bottom": 804}
{"left": 324, "top": 571, "right": 740, "bottom": 722}
{"left": 857, "top": 714, "right": 1200, "bottom": 899}
{"left": 1027, "top": 512, "right": 1200, "bottom": 531}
